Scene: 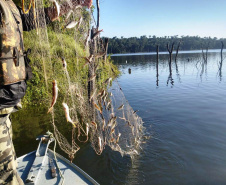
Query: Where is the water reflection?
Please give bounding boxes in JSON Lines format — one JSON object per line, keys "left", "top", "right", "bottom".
{"left": 156, "top": 56, "right": 159, "bottom": 87}
{"left": 218, "top": 52, "right": 224, "bottom": 81}
{"left": 113, "top": 50, "right": 225, "bottom": 87}
{"left": 175, "top": 58, "right": 181, "bottom": 83}
{"left": 167, "top": 59, "right": 174, "bottom": 87}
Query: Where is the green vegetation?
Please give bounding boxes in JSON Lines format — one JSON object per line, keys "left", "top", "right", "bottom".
{"left": 106, "top": 35, "right": 226, "bottom": 54}
{"left": 21, "top": 20, "right": 119, "bottom": 107}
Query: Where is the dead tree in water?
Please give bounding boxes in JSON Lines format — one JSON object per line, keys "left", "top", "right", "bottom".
{"left": 174, "top": 41, "right": 181, "bottom": 83}
{"left": 175, "top": 41, "right": 181, "bottom": 62}
{"left": 201, "top": 42, "right": 209, "bottom": 63}
{"left": 156, "top": 45, "right": 159, "bottom": 63}
{"left": 156, "top": 45, "right": 159, "bottom": 86}
{"left": 218, "top": 41, "right": 224, "bottom": 80}
{"left": 167, "top": 42, "right": 175, "bottom": 66}
{"left": 220, "top": 41, "right": 224, "bottom": 62}
{"left": 166, "top": 43, "right": 174, "bottom": 86}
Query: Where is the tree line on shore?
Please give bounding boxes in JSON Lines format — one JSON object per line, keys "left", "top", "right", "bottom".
{"left": 103, "top": 35, "right": 226, "bottom": 54}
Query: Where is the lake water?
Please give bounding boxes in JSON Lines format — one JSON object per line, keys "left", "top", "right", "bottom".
{"left": 12, "top": 50, "right": 226, "bottom": 185}
{"left": 110, "top": 50, "right": 226, "bottom": 185}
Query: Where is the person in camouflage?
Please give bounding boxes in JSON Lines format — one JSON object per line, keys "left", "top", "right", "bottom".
{"left": 0, "top": 106, "right": 24, "bottom": 185}
{"left": 0, "top": 0, "right": 92, "bottom": 184}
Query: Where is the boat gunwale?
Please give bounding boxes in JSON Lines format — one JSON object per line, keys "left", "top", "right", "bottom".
{"left": 17, "top": 149, "right": 99, "bottom": 185}
{"left": 48, "top": 149, "right": 100, "bottom": 185}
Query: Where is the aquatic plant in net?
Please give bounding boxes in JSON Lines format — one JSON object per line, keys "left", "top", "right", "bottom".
{"left": 22, "top": 0, "right": 145, "bottom": 159}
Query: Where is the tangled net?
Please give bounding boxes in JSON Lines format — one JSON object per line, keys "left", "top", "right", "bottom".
{"left": 24, "top": 0, "right": 145, "bottom": 160}
{"left": 90, "top": 81, "right": 144, "bottom": 157}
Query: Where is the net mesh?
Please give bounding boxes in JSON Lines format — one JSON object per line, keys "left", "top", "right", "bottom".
{"left": 90, "top": 81, "right": 144, "bottom": 157}
{"left": 24, "top": 0, "right": 145, "bottom": 159}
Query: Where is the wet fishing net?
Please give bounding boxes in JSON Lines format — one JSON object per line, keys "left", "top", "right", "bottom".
{"left": 90, "top": 81, "right": 145, "bottom": 157}
{"left": 22, "top": 0, "right": 145, "bottom": 159}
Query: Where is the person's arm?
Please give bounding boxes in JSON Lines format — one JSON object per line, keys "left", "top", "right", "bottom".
{"left": 18, "top": 0, "right": 92, "bottom": 31}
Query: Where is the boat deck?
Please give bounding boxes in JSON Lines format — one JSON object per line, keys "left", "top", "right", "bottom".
{"left": 17, "top": 149, "right": 99, "bottom": 185}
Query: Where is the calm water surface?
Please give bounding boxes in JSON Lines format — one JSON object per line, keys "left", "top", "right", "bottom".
{"left": 111, "top": 50, "right": 226, "bottom": 185}
{"left": 12, "top": 50, "right": 226, "bottom": 185}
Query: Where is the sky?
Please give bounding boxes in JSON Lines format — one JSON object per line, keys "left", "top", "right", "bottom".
{"left": 92, "top": 0, "right": 226, "bottom": 38}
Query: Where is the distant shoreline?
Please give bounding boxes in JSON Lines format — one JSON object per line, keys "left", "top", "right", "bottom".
{"left": 110, "top": 49, "right": 225, "bottom": 57}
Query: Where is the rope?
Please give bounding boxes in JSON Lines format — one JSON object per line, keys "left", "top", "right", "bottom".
{"left": 21, "top": 0, "right": 33, "bottom": 14}
{"left": 47, "top": 131, "right": 65, "bottom": 185}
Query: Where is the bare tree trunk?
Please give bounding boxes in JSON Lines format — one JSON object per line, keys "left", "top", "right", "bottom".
{"left": 218, "top": 41, "right": 224, "bottom": 80}
{"left": 156, "top": 45, "right": 159, "bottom": 63}
{"left": 88, "top": 27, "right": 97, "bottom": 122}
{"left": 175, "top": 41, "right": 181, "bottom": 62}
{"left": 166, "top": 42, "right": 174, "bottom": 86}
{"left": 167, "top": 42, "right": 174, "bottom": 67}
{"left": 202, "top": 47, "right": 205, "bottom": 61}
{"left": 156, "top": 45, "right": 159, "bottom": 86}
{"left": 103, "top": 38, "right": 109, "bottom": 62}
{"left": 96, "top": 0, "right": 100, "bottom": 29}
{"left": 166, "top": 43, "right": 174, "bottom": 86}
{"left": 221, "top": 41, "right": 224, "bottom": 62}
{"left": 202, "top": 42, "right": 209, "bottom": 63}
{"left": 205, "top": 43, "right": 209, "bottom": 63}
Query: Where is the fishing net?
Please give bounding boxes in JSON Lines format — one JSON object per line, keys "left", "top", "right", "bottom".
{"left": 90, "top": 81, "right": 145, "bottom": 157}
{"left": 23, "top": 0, "right": 145, "bottom": 159}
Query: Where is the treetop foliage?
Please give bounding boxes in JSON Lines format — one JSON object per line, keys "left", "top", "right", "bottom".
{"left": 105, "top": 35, "right": 226, "bottom": 54}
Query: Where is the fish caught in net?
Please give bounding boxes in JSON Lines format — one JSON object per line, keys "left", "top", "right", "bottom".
{"left": 24, "top": 0, "right": 145, "bottom": 160}
{"left": 90, "top": 80, "right": 145, "bottom": 157}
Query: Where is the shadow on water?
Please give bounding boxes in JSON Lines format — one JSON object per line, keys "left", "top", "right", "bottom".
{"left": 74, "top": 145, "right": 132, "bottom": 185}
{"left": 12, "top": 105, "right": 51, "bottom": 157}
